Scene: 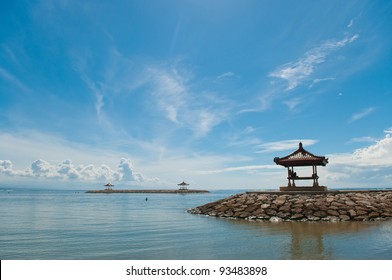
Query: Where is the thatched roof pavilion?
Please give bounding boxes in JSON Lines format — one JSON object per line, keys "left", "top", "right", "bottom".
{"left": 274, "top": 142, "right": 328, "bottom": 191}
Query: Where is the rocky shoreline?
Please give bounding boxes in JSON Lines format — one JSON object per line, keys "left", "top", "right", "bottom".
{"left": 188, "top": 190, "right": 392, "bottom": 222}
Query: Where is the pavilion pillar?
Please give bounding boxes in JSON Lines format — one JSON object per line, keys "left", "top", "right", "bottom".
{"left": 291, "top": 166, "right": 295, "bottom": 187}
{"left": 312, "top": 165, "right": 319, "bottom": 187}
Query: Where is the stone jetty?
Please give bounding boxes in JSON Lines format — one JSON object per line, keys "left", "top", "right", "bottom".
{"left": 86, "top": 189, "right": 209, "bottom": 194}
{"left": 188, "top": 190, "right": 392, "bottom": 222}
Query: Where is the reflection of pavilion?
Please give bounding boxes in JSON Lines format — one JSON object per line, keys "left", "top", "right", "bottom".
{"left": 227, "top": 219, "right": 376, "bottom": 259}
{"left": 286, "top": 222, "right": 378, "bottom": 259}
{"left": 274, "top": 142, "right": 328, "bottom": 191}
{"left": 289, "top": 223, "right": 330, "bottom": 259}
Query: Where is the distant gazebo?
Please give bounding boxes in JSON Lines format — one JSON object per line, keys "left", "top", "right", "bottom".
{"left": 104, "top": 183, "right": 114, "bottom": 190}
{"left": 274, "top": 142, "right": 328, "bottom": 191}
{"left": 177, "top": 181, "right": 189, "bottom": 190}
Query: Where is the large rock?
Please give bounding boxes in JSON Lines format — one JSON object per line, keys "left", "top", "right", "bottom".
{"left": 272, "top": 197, "right": 286, "bottom": 206}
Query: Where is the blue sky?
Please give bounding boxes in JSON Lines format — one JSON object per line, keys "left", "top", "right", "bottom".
{"left": 1, "top": 0, "right": 392, "bottom": 189}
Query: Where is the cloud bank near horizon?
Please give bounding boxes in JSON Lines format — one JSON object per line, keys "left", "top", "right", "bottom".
{"left": 0, "top": 158, "right": 145, "bottom": 184}
{"left": 2, "top": 132, "right": 392, "bottom": 189}
{"left": 323, "top": 132, "right": 392, "bottom": 186}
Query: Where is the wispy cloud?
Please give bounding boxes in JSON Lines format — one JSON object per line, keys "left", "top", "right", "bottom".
{"left": 384, "top": 127, "right": 392, "bottom": 134}
{"left": 0, "top": 67, "right": 30, "bottom": 92}
{"left": 148, "top": 65, "right": 230, "bottom": 137}
{"left": 238, "top": 86, "right": 283, "bottom": 114}
{"left": 1, "top": 44, "right": 24, "bottom": 70}
{"left": 79, "top": 74, "right": 112, "bottom": 128}
{"left": 309, "top": 77, "right": 336, "bottom": 88}
{"left": 148, "top": 66, "right": 187, "bottom": 124}
{"left": 348, "top": 107, "right": 375, "bottom": 123}
{"left": 283, "top": 97, "right": 303, "bottom": 111}
{"left": 225, "top": 126, "right": 262, "bottom": 148}
{"left": 256, "top": 139, "right": 318, "bottom": 153}
{"left": 197, "top": 164, "right": 279, "bottom": 175}
{"left": 349, "top": 136, "right": 378, "bottom": 143}
{"left": 269, "top": 34, "right": 359, "bottom": 91}
{"left": 72, "top": 47, "right": 144, "bottom": 131}
{"left": 241, "top": 34, "right": 359, "bottom": 114}
{"left": 216, "top": 71, "right": 235, "bottom": 80}
{"left": 347, "top": 14, "right": 362, "bottom": 29}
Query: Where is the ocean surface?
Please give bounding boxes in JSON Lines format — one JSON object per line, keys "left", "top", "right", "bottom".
{"left": 1, "top": 187, "right": 392, "bottom": 260}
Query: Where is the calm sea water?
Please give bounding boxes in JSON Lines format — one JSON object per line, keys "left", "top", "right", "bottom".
{"left": 1, "top": 187, "right": 392, "bottom": 260}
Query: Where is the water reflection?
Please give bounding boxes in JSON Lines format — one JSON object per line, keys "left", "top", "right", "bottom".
{"left": 2, "top": 189, "right": 390, "bottom": 259}
{"left": 225, "top": 219, "right": 379, "bottom": 259}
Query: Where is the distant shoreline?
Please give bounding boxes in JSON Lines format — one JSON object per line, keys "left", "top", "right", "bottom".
{"left": 86, "top": 189, "right": 210, "bottom": 194}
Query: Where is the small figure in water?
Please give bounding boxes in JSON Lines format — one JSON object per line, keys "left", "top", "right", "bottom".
{"left": 145, "top": 197, "right": 148, "bottom": 201}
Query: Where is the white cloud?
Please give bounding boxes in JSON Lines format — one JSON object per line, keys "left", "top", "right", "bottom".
{"left": 256, "top": 139, "right": 318, "bottom": 153}
{"left": 0, "top": 158, "right": 146, "bottom": 183}
{"left": 269, "top": 34, "right": 359, "bottom": 91}
{"left": 0, "top": 160, "right": 13, "bottom": 175}
{"left": 325, "top": 133, "right": 392, "bottom": 187}
{"left": 0, "top": 131, "right": 172, "bottom": 186}
{"left": 348, "top": 107, "right": 375, "bottom": 123}
{"left": 117, "top": 158, "right": 144, "bottom": 182}
{"left": 57, "top": 159, "right": 80, "bottom": 179}
{"left": 76, "top": 163, "right": 118, "bottom": 182}
{"left": 350, "top": 134, "right": 392, "bottom": 165}
{"left": 31, "top": 159, "right": 59, "bottom": 178}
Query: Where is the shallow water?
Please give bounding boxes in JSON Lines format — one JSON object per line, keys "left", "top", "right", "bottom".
{"left": 1, "top": 188, "right": 391, "bottom": 259}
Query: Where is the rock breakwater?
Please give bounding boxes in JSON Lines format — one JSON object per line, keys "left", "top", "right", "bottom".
{"left": 86, "top": 189, "right": 209, "bottom": 194}
{"left": 188, "top": 191, "right": 392, "bottom": 222}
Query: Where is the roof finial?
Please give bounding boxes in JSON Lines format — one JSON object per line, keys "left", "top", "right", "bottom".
{"left": 299, "top": 142, "right": 303, "bottom": 149}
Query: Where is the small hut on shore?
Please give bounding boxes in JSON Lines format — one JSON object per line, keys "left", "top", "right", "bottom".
{"left": 274, "top": 142, "right": 328, "bottom": 191}
{"left": 177, "top": 181, "right": 189, "bottom": 190}
{"left": 104, "top": 183, "right": 114, "bottom": 191}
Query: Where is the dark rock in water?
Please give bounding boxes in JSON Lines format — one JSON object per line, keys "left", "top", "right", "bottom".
{"left": 187, "top": 190, "right": 392, "bottom": 222}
